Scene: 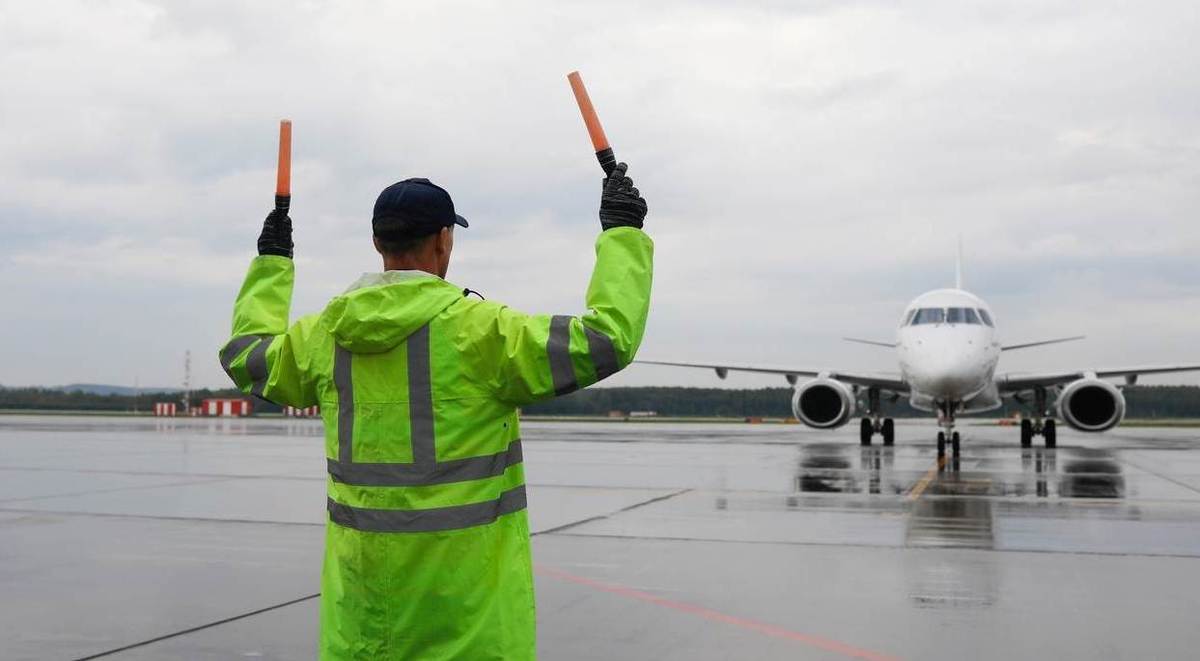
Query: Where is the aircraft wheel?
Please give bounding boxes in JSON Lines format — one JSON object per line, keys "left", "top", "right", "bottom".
{"left": 1044, "top": 419, "right": 1057, "bottom": 448}
{"left": 936, "top": 431, "right": 946, "bottom": 458}
{"left": 860, "top": 418, "right": 873, "bottom": 446}
{"left": 881, "top": 418, "right": 895, "bottom": 446}
{"left": 1020, "top": 419, "right": 1033, "bottom": 448}
{"left": 952, "top": 432, "right": 961, "bottom": 456}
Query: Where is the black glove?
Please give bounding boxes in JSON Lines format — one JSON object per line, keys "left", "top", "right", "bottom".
{"left": 257, "top": 208, "right": 294, "bottom": 258}
{"left": 599, "top": 162, "right": 647, "bottom": 231}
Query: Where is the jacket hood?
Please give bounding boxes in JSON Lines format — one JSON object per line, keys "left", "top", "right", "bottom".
{"left": 321, "top": 271, "right": 462, "bottom": 353}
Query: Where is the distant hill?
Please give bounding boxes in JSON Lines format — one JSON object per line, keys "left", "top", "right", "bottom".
{"left": 55, "top": 384, "right": 181, "bottom": 396}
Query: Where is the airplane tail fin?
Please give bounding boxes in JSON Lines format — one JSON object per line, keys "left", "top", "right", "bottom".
{"left": 955, "top": 236, "right": 963, "bottom": 290}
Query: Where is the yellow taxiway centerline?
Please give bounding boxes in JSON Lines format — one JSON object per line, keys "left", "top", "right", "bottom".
{"left": 906, "top": 455, "right": 947, "bottom": 501}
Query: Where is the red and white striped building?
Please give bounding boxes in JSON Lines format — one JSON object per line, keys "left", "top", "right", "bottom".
{"left": 284, "top": 405, "right": 320, "bottom": 418}
{"left": 200, "top": 398, "right": 252, "bottom": 417}
{"left": 153, "top": 402, "right": 177, "bottom": 417}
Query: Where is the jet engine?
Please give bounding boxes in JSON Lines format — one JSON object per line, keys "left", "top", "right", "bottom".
{"left": 791, "top": 378, "right": 856, "bottom": 429}
{"left": 1056, "top": 378, "right": 1125, "bottom": 432}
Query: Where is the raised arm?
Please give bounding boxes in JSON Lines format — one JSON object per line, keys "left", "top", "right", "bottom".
{"left": 217, "top": 208, "right": 319, "bottom": 408}
{"left": 474, "top": 163, "right": 653, "bottom": 405}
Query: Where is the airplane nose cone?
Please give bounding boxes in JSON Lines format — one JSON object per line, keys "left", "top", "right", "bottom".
{"left": 922, "top": 370, "right": 975, "bottom": 398}
{"left": 907, "top": 347, "right": 983, "bottom": 398}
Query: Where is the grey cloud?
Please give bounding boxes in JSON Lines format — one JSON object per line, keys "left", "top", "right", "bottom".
{"left": 1, "top": 0, "right": 1198, "bottom": 390}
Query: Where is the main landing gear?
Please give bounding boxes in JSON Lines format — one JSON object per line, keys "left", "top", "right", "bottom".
{"left": 858, "top": 387, "right": 894, "bottom": 446}
{"left": 1020, "top": 418, "right": 1056, "bottom": 448}
{"left": 1018, "top": 387, "right": 1058, "bottom": 449}
{"left": 859, "top": 417, "right": 895, "bottom": 446}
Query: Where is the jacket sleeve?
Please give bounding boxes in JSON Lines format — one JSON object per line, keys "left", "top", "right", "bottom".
{"left": 476, "top": 227, "right": 653, "bottom": 406}
{"left": 218, "top": 255, "right": 320, "bottom": 408}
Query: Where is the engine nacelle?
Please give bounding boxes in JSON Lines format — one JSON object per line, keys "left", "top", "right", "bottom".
{"left": 1057, "top": 378, "right": 1125, "bottom": 432}
{"left": 791, "top": 378, "right": 856, "bottom": 429}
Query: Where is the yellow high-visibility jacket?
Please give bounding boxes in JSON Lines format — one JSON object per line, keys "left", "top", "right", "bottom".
{"left": 219, "top": 227, "right": 653, "bottom": 659}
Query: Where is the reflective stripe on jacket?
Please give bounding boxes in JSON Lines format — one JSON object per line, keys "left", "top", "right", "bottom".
{"left": 219, "top": 227, "right": 653, "bottom": 660}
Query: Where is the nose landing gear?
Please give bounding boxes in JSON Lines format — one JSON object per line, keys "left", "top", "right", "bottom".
{"left": 935, "top": 431, "right": 961, "bottom": 457}
{"left": 858, "top": 388, "right": 895, "bottom": 446}
{"left": 936, "top": 401, "right": 962, "bottom": 459}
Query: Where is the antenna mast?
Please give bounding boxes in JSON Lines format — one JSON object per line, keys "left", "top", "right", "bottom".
{"left": 182, "top": 350, "right": 192, "bottom": 414}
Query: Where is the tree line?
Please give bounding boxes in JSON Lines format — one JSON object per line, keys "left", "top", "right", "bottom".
{"left": 524, "top": 385, "right": 1200, "bottom": 419}
{"left": 4, "top": 385, "right": 1200, "bottom": 419}
{"left": 0, "top": 387, "right": 283, "bottom": 414}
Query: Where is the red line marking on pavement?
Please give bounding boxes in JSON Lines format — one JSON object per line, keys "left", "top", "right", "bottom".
{"left": 536, "top": 565, "right": 903, "bottom": 661}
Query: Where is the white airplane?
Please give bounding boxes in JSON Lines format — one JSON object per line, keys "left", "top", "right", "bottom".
{"left": 639, "top": 253, "right": 1200, "bottom": 457}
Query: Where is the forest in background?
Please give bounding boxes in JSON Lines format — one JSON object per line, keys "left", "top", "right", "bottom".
{"left": 3, "top": 385, "right": 1200, "bottom": 419}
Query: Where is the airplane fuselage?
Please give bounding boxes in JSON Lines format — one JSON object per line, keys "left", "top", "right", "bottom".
{"left": 638, "top": 264, "right": 1200, "bottom": 454}
{"left": 896, "top": 288, "right": 1002, "bottom": 414}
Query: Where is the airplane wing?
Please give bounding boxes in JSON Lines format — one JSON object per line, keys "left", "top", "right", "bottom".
{"left": 635, "top": 360, "right": 909, "bottom": 393}
{"left": 1000, "top": 336, "right": 1085, "bottom": 352}
{"left": 998, "top": 365, "right": 1200, "bottom": 393}
{"left": 842, "top": 337, "right": 897, "bottom": 348}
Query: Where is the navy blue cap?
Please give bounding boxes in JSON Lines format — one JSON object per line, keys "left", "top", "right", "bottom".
{"left": 372, "top": 178, "right": 468, "bottom": 240}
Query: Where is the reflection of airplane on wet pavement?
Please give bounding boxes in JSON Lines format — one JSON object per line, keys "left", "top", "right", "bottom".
{"left": 640, "top": 252, "right": 1200, "bottom": 457}
{"left": 793, "top": 444, "right": 1125, "bottom": 500}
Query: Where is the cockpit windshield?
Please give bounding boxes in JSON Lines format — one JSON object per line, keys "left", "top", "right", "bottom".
{"left": 908, "top": 307, "right": 989, "bottom": 326}
{"left": 946, "top": 307, "right": 982, "bottom": 324}
{"left": 911, "top": 308, "right": 945, "bottom": 325}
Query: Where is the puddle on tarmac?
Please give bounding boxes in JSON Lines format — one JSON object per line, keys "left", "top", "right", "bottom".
{"left": 794, "top": 445, "right": 904, "bottom": 495}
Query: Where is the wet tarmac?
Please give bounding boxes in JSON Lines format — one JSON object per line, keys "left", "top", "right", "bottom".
{"left": 2, "top": 415, "right": 1199, "bottom": 659}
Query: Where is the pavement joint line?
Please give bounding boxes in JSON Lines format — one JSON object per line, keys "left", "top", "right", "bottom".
{"left": 0, "top": 476, "right": 245, "bottom": 505}
{"left": 70, "top": 592, "right": 320, "bottom": 660}
{"left": 535, "top": 564, "right": 903, "bottom": 661}
{"left": 535, "top": 515, "right": 609, "bottom": 536}
{"left": 535, "top": 488, "right": 693, "bottom": 536}
{"left": 0, "top": 507, "right": 327, "bottom": 527}
{"left": 524, "top": 482, "right": 701, "bottom": 491}
{"left": 905, "top": 456, "right": 947, "bottom": 501}
{"left": 1112, "top": 456, "right": 1200, "bottom": 497}
{"left": 0, "top": 465, "right": 325, "bottom": 481}
{"left": 546, "top": 530, "right": 1200, "bottom": 559}
{"left": 0, "top": 466, "right": 699, "bottom": 490}
{"left": 0, "top": 487, "right": 701, "bottom": 530}
{"left": 540, "top": 488, "right": 1200, "bottom": 508}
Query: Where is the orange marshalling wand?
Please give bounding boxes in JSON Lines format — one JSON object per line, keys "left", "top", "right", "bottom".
{"left": 567, "top": 71, "right": 617, "bottom": 175}
{"left": 275, "top": 119, "right": 292, "bottom": 212}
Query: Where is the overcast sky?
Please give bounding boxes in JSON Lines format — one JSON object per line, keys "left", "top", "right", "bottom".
{"left": 1, "top": 0, "right": 1198, "bottom": 391}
